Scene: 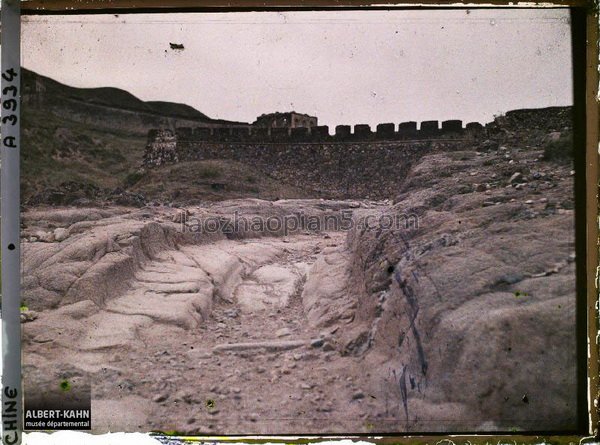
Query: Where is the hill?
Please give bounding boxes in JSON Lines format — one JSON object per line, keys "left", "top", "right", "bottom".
{"left": 22, "top": 68, "right": 249, "bottom": 127}
{"left": 21, "top": 68, "right": 251, "bottom": 206}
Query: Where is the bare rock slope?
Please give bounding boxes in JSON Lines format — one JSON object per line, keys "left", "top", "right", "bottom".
{"left": 22, "top": 138, "right": 576, "bottom": 433}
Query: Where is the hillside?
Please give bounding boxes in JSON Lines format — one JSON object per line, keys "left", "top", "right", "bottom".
{"left": 21, "top": 69, "right": 251, "bottom": 206}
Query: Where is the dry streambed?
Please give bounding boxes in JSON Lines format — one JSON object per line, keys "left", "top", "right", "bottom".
{"left": 21, "top": 200, "right": 383, "bottom": 433}
{"left": 22, "top": 144, "right": 578, "bottom": 433}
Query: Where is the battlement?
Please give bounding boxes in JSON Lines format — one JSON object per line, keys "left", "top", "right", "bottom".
{"left": 142, "top": 119, "right": 486, "bottom": 198}
{"left": 143, "top": 118, "right": 488, "bottom": 176}
{"left": 140, "top": 106, "right": 573, "bottom": 199}
{"left": 165, "top": 119, "right": 485, "bottom": 144}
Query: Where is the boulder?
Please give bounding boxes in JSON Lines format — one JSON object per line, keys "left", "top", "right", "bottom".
{"left": 53, "top": 227, "right": 69, "bottom": 242}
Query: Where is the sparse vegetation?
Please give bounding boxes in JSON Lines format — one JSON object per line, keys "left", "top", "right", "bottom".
{"left": 21, "top": 107, "right": 147, "bottom": 204}
{"left": 543, "top": 134, "right": 573, "bottom": 163}
{"left": 197, "top": 164, "right": 222, "bottom": 179}
{"left": 128, "top": 159, "right": 306, "bottom": 204}
{"left": 20, "top": 68, "right": 578, "bottom": 432}
{"left": 124, "top": 170, "right": 145, "bottom": 187}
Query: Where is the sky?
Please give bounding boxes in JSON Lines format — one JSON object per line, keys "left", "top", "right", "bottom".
{"left": 21, "top": 9, "right": 573, "bottom": 128}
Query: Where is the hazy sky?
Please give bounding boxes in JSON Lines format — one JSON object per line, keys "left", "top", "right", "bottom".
{"left": 22, "top": 9, "right": 573, "bottom": 128}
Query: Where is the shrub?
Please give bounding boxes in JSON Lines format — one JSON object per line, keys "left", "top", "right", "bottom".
{"left": 197, "top": 165, "right": 222, "bottom": 179}
{"left": 124, "top": 170, "right": 145, "bottom": 187}
{"left": 543, "top": 134, "right": 573, "bottom": 163}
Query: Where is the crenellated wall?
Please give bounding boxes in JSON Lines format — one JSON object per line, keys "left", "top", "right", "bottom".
{"left": 141, "top": 118, "right": 488, "bottom": 198}
{"left": 140, "top": 106, "right": 574, "bottom": 199}
{"left": 137, "top": 106, "right": 572, "bottom": 199}
{"left": 167, "top": 119, "right": 485, "bottom": 144}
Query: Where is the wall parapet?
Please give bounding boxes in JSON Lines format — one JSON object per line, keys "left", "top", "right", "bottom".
{"left": 142, "top": 118, "right": 487, "bottom": 173}
{"left": 165, "top": 119, "right": 485, "bottom": 144}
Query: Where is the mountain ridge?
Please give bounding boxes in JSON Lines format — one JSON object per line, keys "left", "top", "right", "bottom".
{"left": 21, "top": 67, "right": 249, "bottom": 126}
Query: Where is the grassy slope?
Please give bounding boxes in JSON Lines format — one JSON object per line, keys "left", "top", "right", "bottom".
{"left": 21, "top": 69, "right": 293, "bottom": 206}
{"left": 21, "top": 106, "right": 147, "bottom": 202}
{"left": 23, "top": 68, "right": 213, "bottom": 122}
{"left": 130, "top": 159, "right": 311, "bottom": 204}
{"left": 21, "top": 108, "right": 309, "bottom": 205}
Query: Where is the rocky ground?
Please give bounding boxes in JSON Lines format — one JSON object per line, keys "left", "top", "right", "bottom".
{"left": 21, "top": 132, "right": 577, "bottom": 434}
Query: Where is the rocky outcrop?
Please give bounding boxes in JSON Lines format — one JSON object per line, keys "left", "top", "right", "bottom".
{"left": 336, "top": 142, "right": 576, "bottom": 431}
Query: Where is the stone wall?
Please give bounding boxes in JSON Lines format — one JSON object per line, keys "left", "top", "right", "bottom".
{"left": 141, "top": 107, "right": 572, "bottom": 199}
{"left": 143, "top": 129, "right": 178, "bottom": 167}
{"left": 172, "top": 119, "right": 483, "bottom": 143}
{"left": 142, "top": 118, "right": 482, "bottom": 199}
{"left": 161, "top": 139, "right": 468, "bottom": 198}
{"left": 254, "top": 111, "right": 318, "bottom": 129}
